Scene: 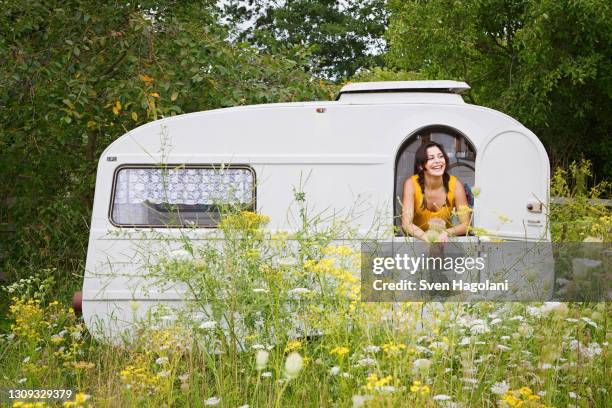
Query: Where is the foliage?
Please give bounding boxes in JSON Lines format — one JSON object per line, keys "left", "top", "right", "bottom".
{"left": 550, "top": 160, "right": 611, "bottom": 242}
{"left": 222, "top": 0, "right": 388, "bottom": 80}
{"left": 0, "top": 207, "right": 610, "bottom": 406}
{"left": 386, "top": 0, "right": 612, "bottom": 178}
{"left": 0, "top": 0, "right": 334, "bottom": 285}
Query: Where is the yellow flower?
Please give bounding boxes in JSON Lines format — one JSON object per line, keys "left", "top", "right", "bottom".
{"left": 149, "top": 92, "right": 160, "bottom": 98}
{"left": 330, "top": 346, "right": 350, "bottom": 357}
{"left": 284, "top": 340, "right": 302, "bottom": 353}
{"left": 410, "top": 380, "right": 430, "bottom": 395}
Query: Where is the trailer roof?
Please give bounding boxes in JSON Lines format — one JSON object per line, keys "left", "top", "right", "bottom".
{"left": 337, "top": 80, "right": 470, "bottom": 99}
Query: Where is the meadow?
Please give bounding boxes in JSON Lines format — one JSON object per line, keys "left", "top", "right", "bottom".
{"left": 0, "top": 162, "right": 610, "bottom": 408}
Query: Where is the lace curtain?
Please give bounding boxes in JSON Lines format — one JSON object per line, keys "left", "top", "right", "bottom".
{"left": 112, "top": 167, "right": 254, "bottom": 225}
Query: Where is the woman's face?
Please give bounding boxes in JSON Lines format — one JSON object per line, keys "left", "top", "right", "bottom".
{"left": 423, "top": 146, "right": 446, "bottom": 176}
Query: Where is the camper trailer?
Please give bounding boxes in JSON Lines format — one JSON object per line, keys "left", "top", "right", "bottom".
{"left": 80, "top": 81, "right": 552, "bottom": 338}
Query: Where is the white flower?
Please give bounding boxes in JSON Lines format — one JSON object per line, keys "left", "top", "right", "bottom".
{"left": 490, "top": 318, "right": 502, "bottom": 325}
{"left": 252, "top": 288, "right": 269, "bottom": 294}
{"left": 496, "top": 344, "right": 511, "bottom": 351}
{"left": 470, "top": 321, "right": 490, "bottom": 334}
{"left": 462, "top": 378, "right": 478, "bottom": 384}
{"left": 252, "top": 344, "right": 265, "bottom": 350}
{"left": 364, "top": 345, "right": 380, "bottom": 353}
{"left": 491, "top": 381, "right": 509, "bottom": 395}
{"left": 357, "top": 357, "right": 377, "bottom": 367}
{"left": 352, "top": 395, "right": 372, "bottom": 408}
{"left": 568, "top": 392, "right": 577, "bottom": 399}
{"left": 412, "top": 358, "right": 432, "bottom": 374}
{"left": 510, "top": 315, "right": 524, "bottom": 321}
{"left": 277, "top": 257, "right": 298, "bottom": 267}
{"left": 581, "top": 317, "right": 598, "bottom": 328}
{"left": 459, "top": 337, "right": 471, "bottom": 346}
{"left": 330, "top": 366, "right": 341, "bottom": 375}
{"left": 238, "top": 405, "right": 250, "bottom": 408}
{"left": 22, "top": 357, "right": 30, "bottom": 363}
{"left": 17, "top": 378, "right": 27, "bottom": 384}
{"left": 284, "top": 352, "right": 303, "bottom": 379}
{"left": 261, "top": 371, "right": 272, "bottom": 378}
{"left": 158, "top": 370, "right": 170, "bottom": 377}
{"left": 200, "top": 321, "right": 217, "bottom": 330}
{"left": 156, "top": 356, "right": 169, "bottom": 365}
{"left": 378, "top": 386, "right": 396, "bottom": 393}
{"left": 541, "top": 302, "right": 568, "bottom": 317}
{"left": 178, "top": 374, "right": 189, "bottom": 382}
{"left": 288, "top": 288, "right": 310, "bottom": 297}
{"left": 433, "top": 394, "right": 452, "bottom": 401}
{"left": 501, "top": 336, "right": 510, "bottom": 341}
{"left": 430, "top": 341, "right": 449, "bottom": 352}
{"left": 204, "top": 396, "right": 221, "bottom": 406}
{"left": 255, "top": 350, "right": 269, "bottom": 371}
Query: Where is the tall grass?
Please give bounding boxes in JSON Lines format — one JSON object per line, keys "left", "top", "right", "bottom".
{"left": 1, "top": 163, "right": 610, "bottom": 407}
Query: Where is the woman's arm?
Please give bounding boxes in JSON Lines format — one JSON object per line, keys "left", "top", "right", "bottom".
{"left": 442, "top": 180, "right": 470, "bottom": 238}
{"left": 401, "top": 178, "right": 427, "bottom": 240}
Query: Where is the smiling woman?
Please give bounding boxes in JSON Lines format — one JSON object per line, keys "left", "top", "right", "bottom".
{"left": 401, "top": 141, "right": 470, "bottom": 242}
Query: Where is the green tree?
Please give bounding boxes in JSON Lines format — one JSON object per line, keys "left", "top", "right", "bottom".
{"left": 0, "top": 0, "right": 333, "bottom": 280}
{"left": 386, "top": 0, "right": 612, "bottom": 178}
{"left": 223, "top": 0, "right": 388, "bottom": 80}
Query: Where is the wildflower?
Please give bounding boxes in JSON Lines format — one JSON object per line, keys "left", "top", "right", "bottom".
{"left": 540, "top": 302, "right": 569, "bottom": 317}
{"left": 412, "top": 358, "right": 432, "bottom": 374}
{"left": 71, "top": 361, "right": 95, "bottom": 369}
{"left": 330, "top": 346, "right": 350, "bottom": 357}
{"left": 352, "top": 395, "right": 369, "bottom": 408}
{"left": 364, "top": 345, "right": 380, "bottom": 353}
{"left": 288, "top": 287, "right": 310, "bottom": 297}
{"left": 284, "top": 352, "right": 303, "bottom": 379}
{"left": 496, "top": 344, "right": 511, "bottom": 351}
{"left": 199, "top": 321, "right": 217, "bottom": 330}
{"left": 17, "top": 378, "right": 27, "bottom": 384}
{"left": 433, "top": 394, "right": 452, "bottom": 401}
{"left": 252, "top": 288, "right": 269, "bottom": 294}
{"left": 491, "top": 382, "right": 509, "bottom": 395}
{"left": 284, "top": 340, "right": 301, "bottom": 352}
{"left": 330, "top": 366, "right": 340, "bottom": 375}
{"left": 410, "top": 380, "right": 430, "bottom": 395}
{"left": 155, "top": 357, "right": 169, "bottom": 365}
{"left": 204, "top": 396, "right": 221, "bottom": 406}
{"left": 356, "top": 357, "right": 376, "bottom": 367}
{"left": 568, "top": 392, "right": 577, "bottom": 399}
{"left": 261, "top": 371, "right": 272, "bottom": 378}
{"left": 255, "top": 350, "right": 269, "bottom": 371}
{"left": 364, "top": 373, "right": 394, "bottom": 391}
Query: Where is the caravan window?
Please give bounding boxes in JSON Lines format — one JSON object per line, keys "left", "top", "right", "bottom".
{"left": 110, "top": 165, "right": 255, "bottom": 227}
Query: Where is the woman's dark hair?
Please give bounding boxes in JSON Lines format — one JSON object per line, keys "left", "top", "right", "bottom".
{"left": 414, "top": 141, "right": 450, "bottom": 209}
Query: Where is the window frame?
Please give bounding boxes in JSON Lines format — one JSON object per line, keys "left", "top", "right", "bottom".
{"left": 108, "top": 164, "right": 257, "bottom": 228}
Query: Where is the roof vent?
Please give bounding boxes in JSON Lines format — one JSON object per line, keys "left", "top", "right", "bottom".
{"left": 336, "top": 80, "right": 470, "bottom": 103}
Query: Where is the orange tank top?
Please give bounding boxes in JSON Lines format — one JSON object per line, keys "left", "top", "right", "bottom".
{"left": 411, "top": 174, "right": 456, "bottom": 231}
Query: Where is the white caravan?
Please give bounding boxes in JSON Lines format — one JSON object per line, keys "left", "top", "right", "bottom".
{"left": 79, "top": 81, "right": 551, "bottom": 338}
